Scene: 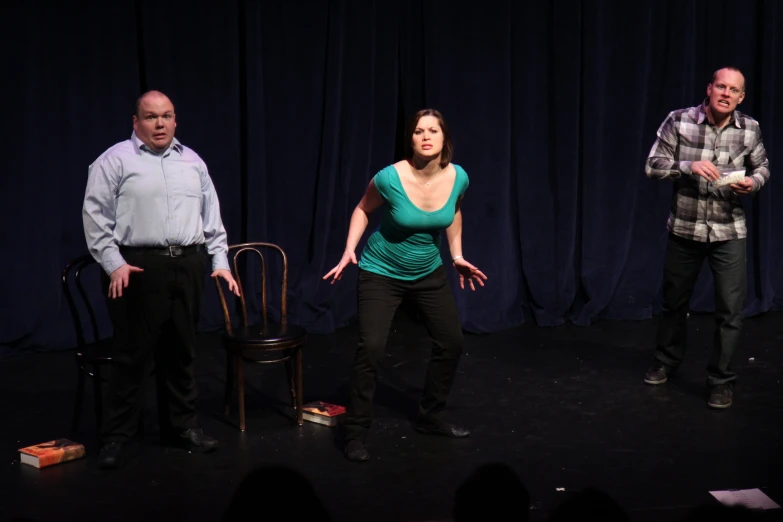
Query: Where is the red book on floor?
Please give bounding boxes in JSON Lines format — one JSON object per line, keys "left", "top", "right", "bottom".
{"left": 302, "top": 401, "right": 346, "bottom": 427}
{"left": 19, "top": 439, "right": 86, "bottom": 468}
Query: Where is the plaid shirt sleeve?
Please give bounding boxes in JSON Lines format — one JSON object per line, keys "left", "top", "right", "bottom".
{"left": 645, "top": 112, "right": 694, "bottom": 179}
{"left": 748, "top": 127, "right": 770, "bottom": 194}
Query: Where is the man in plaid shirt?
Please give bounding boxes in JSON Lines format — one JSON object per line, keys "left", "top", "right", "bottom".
{"left": 643, "top": 67, "right": 770, "bottom": 409}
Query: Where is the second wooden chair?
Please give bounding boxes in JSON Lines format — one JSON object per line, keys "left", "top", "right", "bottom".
{"left": 214, "top": 243, "right": 306, "bottom": 431}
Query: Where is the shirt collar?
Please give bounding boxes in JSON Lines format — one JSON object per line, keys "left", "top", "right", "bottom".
{"left": 131, "top": 131, "right": 183, "bottom": 155}
{"left": 699, "top": 98, "right": 741, "bottom": 129}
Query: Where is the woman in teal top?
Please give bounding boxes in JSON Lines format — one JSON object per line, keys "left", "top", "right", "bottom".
{"left": 324, "top": 109, "right": 487, "bottom": 462}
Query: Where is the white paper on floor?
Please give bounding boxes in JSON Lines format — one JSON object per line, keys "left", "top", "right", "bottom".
{"left": 709, "top": 489, "right": 780, "bottom": 510}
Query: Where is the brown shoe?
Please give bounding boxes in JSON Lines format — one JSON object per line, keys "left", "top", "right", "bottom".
{"left": 708, "top": 385, "right": 733, "bottom": 409}
{"left": 643, "top": 365, "right": 671, "bottom": 385}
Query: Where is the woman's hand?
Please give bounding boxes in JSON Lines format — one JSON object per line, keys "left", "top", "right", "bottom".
{"left": 323, "top": 251, "right": 358, "bottom": 284}
{"left": 453, "top": 258, "right": 487, "bottom": 290}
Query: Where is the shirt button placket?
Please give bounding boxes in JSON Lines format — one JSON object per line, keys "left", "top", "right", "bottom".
{"left": 162, "top": 157, "right": 176, "bottom": 243}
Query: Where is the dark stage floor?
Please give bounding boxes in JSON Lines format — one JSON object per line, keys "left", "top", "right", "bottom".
{"left": 1, "top": 310, "right": 782, "bottom": 522}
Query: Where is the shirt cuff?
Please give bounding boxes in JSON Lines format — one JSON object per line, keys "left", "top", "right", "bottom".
{"left": 679, "top": 161, "right": 693, "bottom": 175}
{"left": 102, "top": 251, "right": 127, "bottom": 275}
{"left": 211, "top": 253, "right": 230, "bottom": 272}
{"left": 750, "top": 174, "right": 763, "bottom": 194}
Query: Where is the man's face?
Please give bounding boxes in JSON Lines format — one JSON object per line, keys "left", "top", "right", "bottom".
{"left": 133, "top": 93, "right": 176, "bottom": 152}
{"left": 706, "top": 69, "right": 745, "bottom": 120}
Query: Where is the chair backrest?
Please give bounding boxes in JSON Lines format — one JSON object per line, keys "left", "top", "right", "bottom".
{"left": 215, "top": 242, "right": 290, "bottom": 335}
{"left": 62, "top": 254, "right": 103, "bottom": 348}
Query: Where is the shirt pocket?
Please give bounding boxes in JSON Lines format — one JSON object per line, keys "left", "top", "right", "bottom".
{"left": 727, "top": 143, "right": 750, "bottom": 166}
{"left": 170, "top": 164, "right": 203, "bottom": 199}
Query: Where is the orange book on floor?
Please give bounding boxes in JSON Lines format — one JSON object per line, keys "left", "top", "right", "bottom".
{"left": 302, "top": 401, "right": 346, "bottom": 427}
{"left": 19, "top": 439, "right": 86, "bottom": 468}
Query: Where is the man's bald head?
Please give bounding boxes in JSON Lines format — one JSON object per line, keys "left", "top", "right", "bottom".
{"left": 132, "top": 90, "right": 177, "bottom": 152}
{"left": 135, "top": 90, "right": 175, "bottom": 118}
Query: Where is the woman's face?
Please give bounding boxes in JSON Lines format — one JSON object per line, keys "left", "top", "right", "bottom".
{"left": 411, "top": 115, "right": 443, "bottom": 159}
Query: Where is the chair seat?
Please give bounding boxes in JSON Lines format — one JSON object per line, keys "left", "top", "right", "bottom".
{"left": 224, "top": 323, "right": 306, "bottom": 350}
{"left": 76, "top": 338, "right": 115, "bottom": 363}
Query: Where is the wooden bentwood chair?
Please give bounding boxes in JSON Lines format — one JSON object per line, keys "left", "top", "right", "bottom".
{"left": 61, "top": 254, "right": 115, "bottom": 435}
{"left": 214, "top": 243, "right": 307, "bottom": 431}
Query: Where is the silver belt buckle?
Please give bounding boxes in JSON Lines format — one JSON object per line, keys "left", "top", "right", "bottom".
{"left": 168, "top": 245, "right": 181, "bottom": 257}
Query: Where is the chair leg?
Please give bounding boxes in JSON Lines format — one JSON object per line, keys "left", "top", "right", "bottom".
{"left": 71, "top": 366, "right": 86, "bottom": 436}
{"left": 90, "top": 364, "right": 144, "bottom": 437}
{"left": 237, "top": 358, "right": 246, "bottom": 431}
{"left": 285, "top": 357, "right": 296, "bottom": 408}
{"left": 93, "top": 365, "right": 103, "bottom": 431}
{"left": 295, "top": 347, "right": 303, "bottom": 426}
{"left": 224, "top": 352, "right": 234, "bottom": 418}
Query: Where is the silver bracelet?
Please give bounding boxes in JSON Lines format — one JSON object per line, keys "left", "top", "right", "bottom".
{"left": 452, "top": 255, "right": 463, "bottom": 262}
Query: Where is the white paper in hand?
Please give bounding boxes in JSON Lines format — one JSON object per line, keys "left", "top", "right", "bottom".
{"left": 713, "top": 168, "right": 745, "bottom": 188}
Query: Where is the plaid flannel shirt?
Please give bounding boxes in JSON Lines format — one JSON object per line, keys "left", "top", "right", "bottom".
{"left": 645, "top": 99, "right": 770, "bottom": 242}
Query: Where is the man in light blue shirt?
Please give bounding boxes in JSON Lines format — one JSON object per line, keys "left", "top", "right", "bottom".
{"left": 83, "top": 90, "right": 239, "bottom": 469}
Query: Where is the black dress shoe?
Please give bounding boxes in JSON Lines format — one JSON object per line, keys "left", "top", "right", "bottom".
{"left": 98, "top": 442, "right": 126, "bottom": 470}
{"left": 344, "top": 440, "right": 370, "bottom": 462}
{"left": 178, "top": 428, "right": 218, "bottom": 453}
{"left": 415, "top": 419, "right": 470, "bottom": 438}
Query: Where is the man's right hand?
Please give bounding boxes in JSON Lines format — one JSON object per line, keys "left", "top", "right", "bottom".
{"left": 109, "top": 264, "right": 144, "bottom": 299}
{"left": 691, "top": 160, "right": 721, "bottom": 182}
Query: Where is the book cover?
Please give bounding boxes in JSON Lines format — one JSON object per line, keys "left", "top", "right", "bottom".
{"left": 19, "top": 439, "right": 86, "bottom": 469}
{"left": 302, "top": 401, "right": 346, "bottom": 427}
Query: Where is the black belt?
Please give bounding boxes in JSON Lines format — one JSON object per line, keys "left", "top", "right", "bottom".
{"left": 120, "top": 244, "right": 203, "bottom": 257}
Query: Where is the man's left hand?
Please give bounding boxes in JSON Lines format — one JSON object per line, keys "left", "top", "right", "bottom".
{"left": 730, "top": 177, "right": 755, "bottom": 195}
{"left": 212, "top": 269, "right": 240, "bottom": 296}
